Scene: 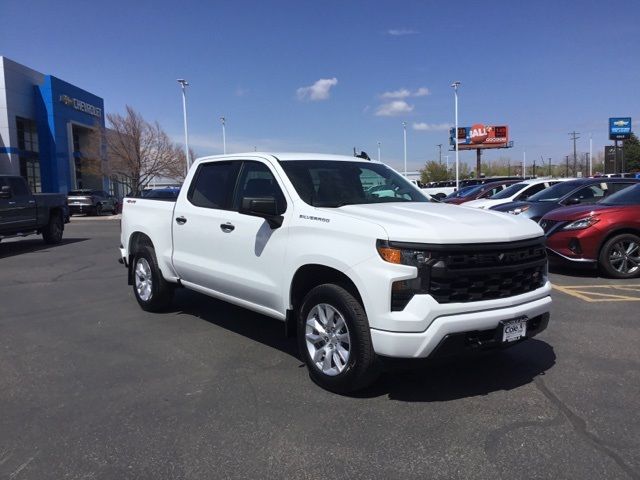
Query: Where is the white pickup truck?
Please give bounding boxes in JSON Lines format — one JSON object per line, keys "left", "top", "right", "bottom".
{"left": 120, "top": 153, "right": 552, "bottom": 393}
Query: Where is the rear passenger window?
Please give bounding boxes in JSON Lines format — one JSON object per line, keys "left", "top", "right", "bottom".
{"left": 188, "top": 161, "right": 240, "bottom": 209}
{"left": 607, "top": 182, "right": 636, "bottom": 194}
{"left": 8, "top": 178, "right": 30, "bottom": 196}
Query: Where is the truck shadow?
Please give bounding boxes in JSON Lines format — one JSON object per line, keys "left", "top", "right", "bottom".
{"left": 0, "top": 238, "right": 89, "bottom": 259}
{"left": 171, "top": 289, "right": 556, "bottom": 402}
{"left": 357, "top": 339, "right": 556, "bottom": 402}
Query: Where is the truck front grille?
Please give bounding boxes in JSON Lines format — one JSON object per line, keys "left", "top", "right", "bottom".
{"left": 423, "top": 239, "right": 547, "bottom": 304}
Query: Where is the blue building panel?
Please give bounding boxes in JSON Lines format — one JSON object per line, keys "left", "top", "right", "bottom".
{"left": 35, "top": 75, "right": 105, "bottom": 193}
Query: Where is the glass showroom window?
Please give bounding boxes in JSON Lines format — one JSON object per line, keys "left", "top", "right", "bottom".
{"left": 16, "top": 117, "right": 41, "bottom": 192}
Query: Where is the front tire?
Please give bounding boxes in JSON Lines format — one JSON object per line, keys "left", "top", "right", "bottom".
{"left": 132, "top": 245, "right": 175, "bottom": 311}
{"left": 42, "top": 211, "right": 64, "bottom": 244}
{"left": 297, "top": 284, "right": 378, "bottom": 393}
{"left": 599, "top": 233, "right": 640, "bottom": 278}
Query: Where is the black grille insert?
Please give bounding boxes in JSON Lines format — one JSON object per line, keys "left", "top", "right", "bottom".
{"left": 390, "top": 238, "right": 547, "bottom": 304}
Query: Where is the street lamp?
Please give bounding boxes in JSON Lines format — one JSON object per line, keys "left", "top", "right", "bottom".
{"left": 177, "top": 79, "right": 190, "bottom": 172}
{"left": 402, "top": 121, "right": 407, "bottom": 175}
{"left": 377, "top": 141, "right": 381, "bottom": 162}
{"left": 451, "top": 81, "right": 461, "bottom": 190}
{"left": 220, "top": 116, "right": 226, "bottom": 154}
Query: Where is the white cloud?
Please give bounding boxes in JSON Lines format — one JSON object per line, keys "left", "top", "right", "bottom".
{"left": 413, "top": 122, "right": 453, "bottom": 131}
{"left": 235, "top": 87, "right": 249, "bottom": 97}
{"left": 380, "top": 88, "right": 411, "bottom": 100}
{"left": 375, "top": 101, "right": 414, "bottom": 117}
{"left": 387, "top": 28, "right": 418, "bottom": 36}
{"left": 296, "top": 77, "right": 338, "bottom": 101}
{"left": 379, "top": 87, "right": 429, "bottom": 99}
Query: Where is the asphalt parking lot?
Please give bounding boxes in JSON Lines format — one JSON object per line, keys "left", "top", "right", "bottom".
{"left": 1, "top": 219, "right": 639, "bottom": 480}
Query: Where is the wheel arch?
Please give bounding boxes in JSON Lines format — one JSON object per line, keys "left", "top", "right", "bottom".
{"left": 597, "top": 227, "right": 640, "bottom": 257}
{"left": 289, "top": 264, "right": 364, "bottom": 314}
{"left": 127, "top": 232, "right": 155, "bottom": 285}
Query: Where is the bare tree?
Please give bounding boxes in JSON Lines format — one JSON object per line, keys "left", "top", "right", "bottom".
{"left": 106, "top": 106, "right": 187, "bottom": 195}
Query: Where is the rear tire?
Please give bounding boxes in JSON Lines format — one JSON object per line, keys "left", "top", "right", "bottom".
{"left": 297, "top": 284, "right": 379, "bottom": 393}
{"left": 599, "top": 233, "right": 640, "bottom": 278}
{"left": 132, "top": 245, "right": 175, "bottom": 311}
{"left": 42, "top": 211, "right": 64, "bottom": 244}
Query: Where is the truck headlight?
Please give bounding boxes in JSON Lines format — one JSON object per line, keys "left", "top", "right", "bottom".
{"left": 562, "top": 216, "right": 599, "bottom": 231}
{"left": 376, "top": 240, "right": 430, "bottom": 267}
{"left": 377, "top": 240, "right": 431, "bottom": 311}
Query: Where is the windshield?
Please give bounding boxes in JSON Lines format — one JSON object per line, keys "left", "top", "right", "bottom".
{"left": 280, "top": 160, "right": 428, "bottom": 207}
{"left": 445, "top": 185, "right": 477, "bottom": 199}
{"left": 489, "top": 182, "right": 528, "bottom": 199}
{"left": 528, "top": 181, "right": 581, "bottom": 202}
{"left": 599, "top": 184, "right": 640, "bottom": 205}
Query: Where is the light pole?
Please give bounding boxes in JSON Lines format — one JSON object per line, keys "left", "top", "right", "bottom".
{"left": 177, "top": 79, "right": 190, "bottom": 172}
{"left": 377, "top": 141, "right": 381, "bottom": 162}
{"left": 589, "top": 133, "right": 593, "bottom": 176}
{"left": 523, "top": 151, "right": 526, "bottom": 178}
{"left": 445, "top": 155, "right": 450, "bottom": 177}
{"left": 402, "top": 122, "right": 407, "bottom": 175}
{"left": 220, "top": 116, "right": 227, "bottom": 154}
{"left": 451, "top": 81, "right": 461, "bottom": 190}
{"left": 437, "top": 144, "right": 443, "bottom": 164}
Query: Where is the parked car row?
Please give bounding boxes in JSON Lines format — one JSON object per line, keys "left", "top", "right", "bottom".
{"left": 443, "top": 177, "right": 640, "bottom": 278}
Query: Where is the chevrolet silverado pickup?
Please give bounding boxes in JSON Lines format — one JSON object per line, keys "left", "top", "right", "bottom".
{"left": 0, "top": 175, "right": 69, "bottom": 244}
{"left": 119, "top": 153, "right": 552, "bottom": 393}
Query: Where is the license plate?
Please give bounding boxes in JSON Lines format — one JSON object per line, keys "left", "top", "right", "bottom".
{"left": 501, "top": 317, "right": 527, "bottom": 343}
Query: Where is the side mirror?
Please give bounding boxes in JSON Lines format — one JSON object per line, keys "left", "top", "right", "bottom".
{"left": 0, "top": 186, "right": 12, "bottom": 199}
{"left": 566, "top": 197, "right": 581, "bottom": 205}
{"left": 240, "top": 197, "right": 283, "bottom": 229}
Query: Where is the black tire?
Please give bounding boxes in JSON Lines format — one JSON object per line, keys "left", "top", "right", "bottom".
{"left": 297, "top": 284, "right": 379, "bottom": 393}
{"left": 598, "top": 233, "right": 640, "bottom": 279}
{"left": 131, "top": 245, "right": 175, "bottom": 311}
{"left": 42, "top": 211, "right": 64, "bottom": 244}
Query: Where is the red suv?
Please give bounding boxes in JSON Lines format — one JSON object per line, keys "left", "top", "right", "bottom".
{"left": 540, "top": 183, "right": 640, "bottom": 278}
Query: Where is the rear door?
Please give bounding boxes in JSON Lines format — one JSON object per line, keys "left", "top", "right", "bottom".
{"left": 0, "top": 177, "right": 16, "bottom": 230}
{"left": 171, "top": 160, "right": 242, "bottom": 292}
{"left": 7, "top": 177, "right": 36, "bottom": 229}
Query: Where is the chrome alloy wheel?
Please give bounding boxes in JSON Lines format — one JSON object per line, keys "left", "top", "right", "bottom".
{"left": 135, "top": 258, "right": 153, "bottom": 301}
{"left": 305, "top": 303, "right": 351, "bottom": 376}
{"left": 609, "top": 240, "right": 640, "bottom": 275}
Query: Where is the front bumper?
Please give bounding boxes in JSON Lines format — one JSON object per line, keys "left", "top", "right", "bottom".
{"left": 69, "top": 204, "right": 94, "bottom": 214}
{"left": 370, "top": 294, "right": 551, "bottom": 358}
{"left": 545, "top": 228, "right": 600, "bottom": 264}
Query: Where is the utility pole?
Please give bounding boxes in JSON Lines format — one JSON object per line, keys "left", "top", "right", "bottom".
{"left": 437, "top": 144, "right": 443, "bottom": 164}
{"left": 565, "top": 155, "right": 570, "bottom": 177}
{"left": 533, "top": 159, "right": 537, "bottom": 177}
{"left": 548, "top": 158, "right": 552, "bottom": 177}
{"left": 569, "top": 131, "right": 580, "bottom": 176}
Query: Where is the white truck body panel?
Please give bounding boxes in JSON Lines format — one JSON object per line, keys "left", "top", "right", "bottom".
{"left": 120, "top": 152, "right": 552, "bottom": 359}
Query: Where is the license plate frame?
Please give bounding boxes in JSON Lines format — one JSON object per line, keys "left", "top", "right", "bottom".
{"left": 500, "top": 316, "right": 528, "bottom": 343}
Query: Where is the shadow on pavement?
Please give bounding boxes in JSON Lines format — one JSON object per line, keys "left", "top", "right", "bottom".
{"left": 171, "top": 289, "right": 556, "bottom": 402}
{"left": 357, "top": 339, "right": 556, "bottom": 402}
{"left": 0, "top": 237, "right": 89, "bottom": 259}
{"left": 172, "top": 289, "right": 300, "bottom": 358}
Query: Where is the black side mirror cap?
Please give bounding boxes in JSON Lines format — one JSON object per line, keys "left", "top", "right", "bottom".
{"left": 565, "top": 197, "right": 581, "bottom": 205}
{"left": 0, "top": 186, "right": 12, "bottom": 199}
{"left": 240, "top": 197, "right": 284, "bottom": 229}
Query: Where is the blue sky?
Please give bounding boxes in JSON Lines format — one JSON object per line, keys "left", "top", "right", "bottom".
{"left": 1, "top": 0, "right": 639, "bottom": 171}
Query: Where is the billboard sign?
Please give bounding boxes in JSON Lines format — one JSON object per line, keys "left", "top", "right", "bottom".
{"left": 449, "top": 124, "right": 509, "bottom": 150}
{"left": 609, "top": 117, "right": 632, "bottom": 140}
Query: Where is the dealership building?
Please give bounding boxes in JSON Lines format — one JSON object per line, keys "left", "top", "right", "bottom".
{"left": 0, "top": 56, "right": 112, "bottom": 193}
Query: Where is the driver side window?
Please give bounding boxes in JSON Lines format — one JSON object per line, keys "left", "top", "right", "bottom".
{"left": 233, "top": 161, "right": 287, "bottom": 214}
{"left": 574, "top": 185, "right": 606, "bottom": 204}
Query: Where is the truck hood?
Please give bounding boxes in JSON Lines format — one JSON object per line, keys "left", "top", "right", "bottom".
{"left": 333, "top": 203, "right": 543, "bottom": 244}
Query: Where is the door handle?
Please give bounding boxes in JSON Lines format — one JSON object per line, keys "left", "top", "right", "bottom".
{"left": 175, "top": 216, "right": 187, "bottom": 225}
{"left": 220, "top": 222, "right": 235, "bottom": 233}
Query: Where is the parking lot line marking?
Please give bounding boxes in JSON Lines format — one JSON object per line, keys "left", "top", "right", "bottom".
{"left": 552, "top": 284, "right": 640, "bottom": 302}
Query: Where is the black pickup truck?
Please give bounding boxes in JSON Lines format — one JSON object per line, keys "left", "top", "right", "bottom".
{"left": 0, "top": 175, "right": 69, "bottom": 244}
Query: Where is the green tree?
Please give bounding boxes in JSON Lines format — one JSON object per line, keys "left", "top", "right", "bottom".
{"left": 623, "top": 133, "right": 640, "bottom": 172}
{"left": 420, "top": 160, "right": 449, "bottom": 183}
